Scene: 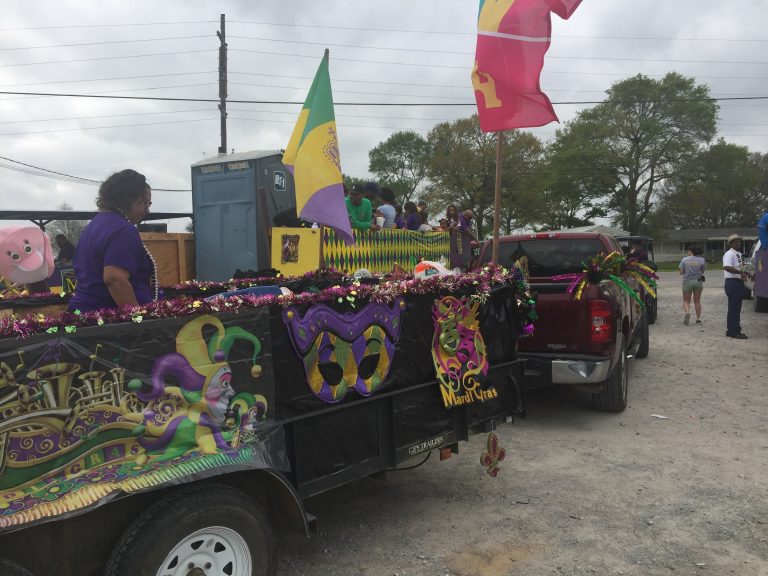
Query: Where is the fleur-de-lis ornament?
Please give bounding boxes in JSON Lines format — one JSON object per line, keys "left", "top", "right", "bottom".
{"left": 480, "top": 432, "right": 505, "bottom": 477}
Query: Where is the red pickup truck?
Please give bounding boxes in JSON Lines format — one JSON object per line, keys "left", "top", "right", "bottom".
{"left": 476, "top": 232, "right": 650, "bottom": 412}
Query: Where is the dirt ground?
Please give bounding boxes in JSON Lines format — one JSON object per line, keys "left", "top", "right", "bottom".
{"left": 277, "top": 271, "right": 768, "bottom": 576}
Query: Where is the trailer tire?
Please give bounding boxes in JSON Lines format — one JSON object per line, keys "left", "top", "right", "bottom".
{"left": 592, "top": 337, "right": 628, "bottom": 413}
{"left": 103, "top": 483, "right": 275, "bottom": 576}
{"left": 0, "top": 558, "right": 34, "bottom": 576}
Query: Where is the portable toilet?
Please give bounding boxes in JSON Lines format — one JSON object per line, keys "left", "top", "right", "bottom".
{"left": 191, "top": 150, "right": 296, "bottom": 281}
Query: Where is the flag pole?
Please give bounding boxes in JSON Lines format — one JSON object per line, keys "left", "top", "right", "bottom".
{"left": 491, "top": 131, "right": 503, "bottom": 265}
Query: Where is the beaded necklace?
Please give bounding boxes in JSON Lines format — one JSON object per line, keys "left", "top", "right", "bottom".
{"left": 115, "top": 210, "right": 159, "bottom": 301}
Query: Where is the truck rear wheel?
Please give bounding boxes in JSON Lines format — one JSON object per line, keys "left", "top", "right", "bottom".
{"left": 646, "top": 296, "right": 657, "bottom": 324}
{"left": 635, "top": 309, "right": 649, "bottom": 359}
{"left": 592, "top": 337, "right": 628, "bottom": 413}
{"left": 0, "top": 558, "right": 34, "bottom": 576}
{"left": 103, "top": 483, "right": 275, "bottom": 576}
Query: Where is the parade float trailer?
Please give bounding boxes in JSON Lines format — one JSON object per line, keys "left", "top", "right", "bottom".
{"left": 0, "top": 266, "right": 532, "bottom": 576}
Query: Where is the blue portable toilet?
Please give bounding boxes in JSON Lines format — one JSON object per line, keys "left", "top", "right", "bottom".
{"left": 191, "top": 150, "right": 296, "bottom": 281}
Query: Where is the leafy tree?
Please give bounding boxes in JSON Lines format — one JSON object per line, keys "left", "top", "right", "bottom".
{"left": 342, "top": 174, "right": 367, "bottom": 193}
{"left": 655, "top": 140, "right": 763, "bottom": 228}
{"left": 368, "top": 131, "right": 430, "bottom": 206}
{"left": 558, "top": 73, "right": 718, "bottom": 234}
{"left": 530, "top": 120, "right": 614, "bottom": 230}
{"left": 425, "top": 115, "right": 544, "bottom": 239}
{"left": 46, "top": 202, "right": 87, "bottom": 251}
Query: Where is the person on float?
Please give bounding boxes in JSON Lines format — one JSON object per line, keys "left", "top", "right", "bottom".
{"left": 68, "top": 169, "right": 157, "bottom": 312}
{"left": 345, "top": 185, "right": 379, "bottom": 232}
{"left": 758, "top": 209, "right": 768, "bottom": 248}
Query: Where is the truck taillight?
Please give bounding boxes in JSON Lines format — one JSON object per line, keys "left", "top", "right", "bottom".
{"left": 590, "top": 299, "right": 614, "bottom": 343}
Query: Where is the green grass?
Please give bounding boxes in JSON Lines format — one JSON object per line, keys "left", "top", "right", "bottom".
{"left": 654, "top": 261, "right": 682, "bottom": 272}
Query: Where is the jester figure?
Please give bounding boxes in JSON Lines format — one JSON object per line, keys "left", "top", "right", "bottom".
{"left": 129, "top": 315, "right": 268, "bottom": 461}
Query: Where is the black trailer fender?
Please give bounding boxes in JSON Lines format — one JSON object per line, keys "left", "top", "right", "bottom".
{"left": 214, "top": 468, "right": 312, "bottom": 537}
{"left": 254, "top": 469, "right": 313, "bottom": 537}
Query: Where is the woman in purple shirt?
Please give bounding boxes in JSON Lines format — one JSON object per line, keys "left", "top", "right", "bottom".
{"left": 403, "top": 201, "right": 421, "bottom": 231}
{"left": 68, "top": 169, "right": 157, "bottom": 312}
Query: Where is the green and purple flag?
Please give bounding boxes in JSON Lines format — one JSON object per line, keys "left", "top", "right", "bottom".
{"left": 283, "top": 51, "right": 353, "bottom": 244}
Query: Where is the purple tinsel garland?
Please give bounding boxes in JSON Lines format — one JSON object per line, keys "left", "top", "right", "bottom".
{"left": 0, "top": 266, "right": 537, "bottom": 339}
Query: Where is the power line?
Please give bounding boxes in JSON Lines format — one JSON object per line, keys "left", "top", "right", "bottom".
{"left": 0, "top": 117, "right": 219, "bottom": 137}
{"left": 0, "top": 156, "right": 191, "bottom": 191}
{"left": 229, "top": 34, "right": 768, "bottom": 65}
{"left": 4, "top": 68, "right": 765, "bottom": 93}
{"left": 0, "top": 35, "right": 212, "bottom": 51}
{"left": 2, "top": 19, "right": 766, "bottom": 43}
{"left": 230, "top": 47, "right": 768, "bottom": 68}
{"left": 229, "top": 81, "right": 471, "bottom": 100}
{"left": 1, "top": 89, "right": 767, "bottom": 106}
{"left": 0, "top": 49, "right": 214, "bottom": 68}
{"left": 0, "top": 83, "right": 217, "bottom": 103}
{"left": 0, "top": 71, "right": 217, "bottom": 89}
{"left": 0, "top": 107, "right": 214, "bottom": 125}
{"left": 0, "top": 21, "right": 214, "bottom": 31}
{"left": 227, "top": 20, "right": 768, "bottom": 43}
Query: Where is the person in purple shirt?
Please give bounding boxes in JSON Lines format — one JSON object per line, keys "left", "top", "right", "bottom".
{"left": 68, "top": 169, "right": 157, "bottom": 312}
{"left": 450, "top": 210, "right": 477, "bottom": 270}
{"left": 403, "top": 201, "right": 421, "bottom": 231}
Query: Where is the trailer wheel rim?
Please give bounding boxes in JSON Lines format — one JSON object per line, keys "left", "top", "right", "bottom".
{"left": 155, "top": 526, "right": 251, "bottom": 576}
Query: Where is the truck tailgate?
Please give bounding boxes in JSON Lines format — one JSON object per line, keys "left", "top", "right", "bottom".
{"left": 519, "top": 281, "right": 586, "bottom": 353}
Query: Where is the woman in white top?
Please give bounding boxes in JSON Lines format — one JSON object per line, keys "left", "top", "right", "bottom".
{"left": 679, "top": 245, "right": 706, "bottom": 325}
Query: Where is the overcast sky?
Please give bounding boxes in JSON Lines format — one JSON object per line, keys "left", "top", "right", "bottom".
{"left": 1, "top": 0, "right": 766, "bottom": 232}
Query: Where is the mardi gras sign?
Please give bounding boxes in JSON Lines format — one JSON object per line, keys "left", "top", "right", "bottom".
{"left": 0, "top": 312, "right": 272, "bottom": 528}
{"left": 282, "top": 299, "right": 405, "bottom": 403}
{"left": 432, "top": 295, "right": 495, "bottom": 408}
{"left": 0, "top": 226, "right": 53, "bottom": 285}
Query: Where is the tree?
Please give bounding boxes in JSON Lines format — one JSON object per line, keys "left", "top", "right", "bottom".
{"left": 425, "top": 115, "right": 544, "bottom": 239}
{"left": 368, "top": 131, "right": 430, "bottom": 206}
{"left": 530, "top": 120, "right": 614, "bottom": 230}
{"left": 655, "top": 140, "right": 763, "bottom": 228}
{"left": 557, "top": 73, "right": 718, "bottom": 234}
{"left": 46, "top": 202, "right": 88, "bottom": 251}
{"left": 342, "top": 174, "right": 367, "bottom": 193}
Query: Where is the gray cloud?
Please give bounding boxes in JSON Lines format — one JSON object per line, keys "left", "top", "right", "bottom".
{"left": 1, "top": 0, "right": 766, "bottom": 231}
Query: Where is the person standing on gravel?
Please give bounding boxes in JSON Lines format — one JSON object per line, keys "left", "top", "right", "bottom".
{"left": 679, "top": 245, "right": 705, "bottom": 325}
{"left": 722, "top": 234, "right": 748, "bottom": 339}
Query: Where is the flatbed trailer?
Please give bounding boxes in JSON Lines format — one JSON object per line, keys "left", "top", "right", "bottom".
{"left": 0, "top": 268, "right": 530, "bottom": 576}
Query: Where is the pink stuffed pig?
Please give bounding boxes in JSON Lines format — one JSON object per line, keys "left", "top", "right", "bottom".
{"left": 0, "top": 226, "right": 55, "bottom": 284}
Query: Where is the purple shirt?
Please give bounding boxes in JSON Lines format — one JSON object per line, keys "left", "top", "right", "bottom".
{"left": 405, "top": 213, "right": 421, "bottom": 231}
{"left": 68, "top": 212, "right": 153, "bottom": 312}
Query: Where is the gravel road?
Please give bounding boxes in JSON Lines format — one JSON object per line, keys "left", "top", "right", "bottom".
{"left": 277, "top": 270, "right": 768, "bottom": 576}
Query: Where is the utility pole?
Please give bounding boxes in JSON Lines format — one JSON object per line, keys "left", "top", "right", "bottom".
{"left": 217, "top": 13, "right": 227, "bottom": 155}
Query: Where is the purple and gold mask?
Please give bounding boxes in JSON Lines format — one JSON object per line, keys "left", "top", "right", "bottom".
{"left": 432, "top": 296, "right": 489, "bottom": 401}
{"left": 283, "top": 299, "right": 405, "bottom": 403}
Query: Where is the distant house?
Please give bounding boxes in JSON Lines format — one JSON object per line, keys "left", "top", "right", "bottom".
{"left": 655, "top": 228, "right": 758, "bottom": 262}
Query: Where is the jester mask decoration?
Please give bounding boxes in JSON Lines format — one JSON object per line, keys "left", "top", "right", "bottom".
{"left": 283, "top": 299, "right": 405, "bottom": 404}
{"left": 432, "top": 296, "right": 493, "bottom": 408}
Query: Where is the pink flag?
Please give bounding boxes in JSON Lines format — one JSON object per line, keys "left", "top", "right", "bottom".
{"left": 472, "top": 0, "right": 582, "bottom": 132}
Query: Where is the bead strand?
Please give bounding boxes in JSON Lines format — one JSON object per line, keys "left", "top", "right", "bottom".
{"left": 142, "top": 243, "right": 159, "bottom": 301}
